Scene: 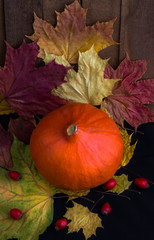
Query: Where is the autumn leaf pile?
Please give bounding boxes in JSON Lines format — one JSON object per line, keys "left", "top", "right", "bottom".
{"left": 0, "top": 1, "right": 154, "bottom": 240}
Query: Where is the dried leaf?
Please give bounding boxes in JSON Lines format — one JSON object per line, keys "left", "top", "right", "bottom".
{"left": 0, "top": 41, "right": 69, "bottom": 120}
{"left": 102, "top": 56, "right": 154, "bottom": 129}
{"left": 28, "top": 0, "right": 116, "bottom": 63}
{"left": 64, "top": 202, "right": 103, "bottom": 240}
{"left": 49, "top": 47, "right": 119, "bottom": 105}
{"left": 57, "top": 188, "right": 90, "bottom": 201}
{"left": 0, "top": 124, "right": 13, "bottom": 170}
{"left": 0, "top": 136, "right": 56, "bottom": 240}
{"left": 108, "top": 174, "right": 132, "bottom": 194}
{"left": 0, "top": 93, "right": 14, "bottom": 115}
{"left": 9, "top": 117, "right": 36, "bottom": 144}
{"left": 120, "top": 128, "right": 137, "bottom": 167}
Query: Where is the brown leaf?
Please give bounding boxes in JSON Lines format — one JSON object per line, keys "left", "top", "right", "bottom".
{"left": 28, "top": 0, "right": 116, "bottom": 63}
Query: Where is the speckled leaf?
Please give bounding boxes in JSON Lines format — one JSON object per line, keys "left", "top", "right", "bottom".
{"left": 28, "top": 0, "right": 116, "bottom": 63}
{"left": 0, "top": 41, "right": 69, "bottom": 120}
{"left": 47, "top": 47, "right": 119, "bottom": 105}
{"left": 102, "top": 56, "right": 154, "bottom": 129}
{"left": 64, "top": 201, "right": 103, "bottom": 240}
{"left": 0, "top": 137, "right": 56, "bottom": 240}
{"left": 120, "top": 128, "right": 137, "bottom": 167}
{"left": 108, "top": 174, "right": 132, "bottom": 194}
{"left": 0, "top": 124, "right": 13, "bottom": 170}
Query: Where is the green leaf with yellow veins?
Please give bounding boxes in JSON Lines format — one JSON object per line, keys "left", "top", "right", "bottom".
{"left": 56, "top": 188, "right": 90, "bottom": 201}
{"left": 120, "top": 128, "right": 137, "bottom": 167}
{"left": 0, "top": 93, "right": 14, "bottom": 115}
{"left": 108, "top": 174, "right": 132, "bottom": 194}
{"left": 0, "top": 136, "right": 56, "bottom": 240}
{"left": 64, "top": 201, "right": 103, "bottom": 240}
{"left": 49, "top": 46, "right": 119, "bottom": 106}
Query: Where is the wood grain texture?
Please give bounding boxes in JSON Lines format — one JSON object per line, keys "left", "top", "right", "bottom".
{"left": 82, "top": 0, "right": 121, "bottom": 68}
{"left": 120, "top": 0, "right": 154, "bottom": 112}
{"left": 0, "top": 0, "right": 5, "bottom": 66}
{"left": 4, "top": 0, "right": 43, "bottom": 47}
{"left": 42, "top": 0, "right": 81, "bottom": 26}
{"left": 120, "top": 0, "right": 154, "bottom": 79}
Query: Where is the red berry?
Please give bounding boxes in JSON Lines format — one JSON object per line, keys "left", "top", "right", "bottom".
{"left": 10, "top": 208, "right": 22, "bottom": 220}
{"left": 101, "top": 202, "right": 111, "bottom": 215}
{"left": 134, "top": 178, "right": 149, "bottom": 189}
{"left": 8, "top": 171, "right": 21, "bottom": 181}
{"left": 55, "top": 218, "right": 67, "bottom": 230}
{"left": 103, "top": 179, "right": 117, "bottom": 190}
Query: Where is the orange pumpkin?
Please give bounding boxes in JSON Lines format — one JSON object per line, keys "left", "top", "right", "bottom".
{"left": 30, "top": 103, "right": 123, "bottom": 190}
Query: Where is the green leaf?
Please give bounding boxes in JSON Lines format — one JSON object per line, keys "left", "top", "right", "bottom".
{"left": 108, "top": 174, "right": 132, "bottom": 194}
{"left": 64, "top": 201, "right": 103, "bottom": 240}
{"left": 0, "top": 137, "right": 56, "bottom": 240}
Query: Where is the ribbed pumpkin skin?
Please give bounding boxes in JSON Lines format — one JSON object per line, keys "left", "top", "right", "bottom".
{"left": 30, "top": 103, "right": 123, "bottom": 190}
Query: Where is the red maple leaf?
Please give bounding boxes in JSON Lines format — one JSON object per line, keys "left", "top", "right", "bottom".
{"left": 0, "top": 41, "right": 69, "bottom": 119}
{"left": 9, "top": 117, "right": 35, "bottom": 145}
{"left": 103, "top": 56, "right": 154, "bottom": 129}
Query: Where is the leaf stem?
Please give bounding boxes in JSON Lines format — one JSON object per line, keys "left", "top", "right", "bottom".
{"left": 122, "top": 166, "right": 154, "bottom": 184}
{"left": 53, "top": 194, "right": 95, "bottom": 203}
{"left": 90, "top": 195, "right": 104, "bottom": 212}
{"left": 91, "top": 189, "right": 131, "bottom": 200}
{"left": 121, "top": 126, "right": 144, "bottom": 135}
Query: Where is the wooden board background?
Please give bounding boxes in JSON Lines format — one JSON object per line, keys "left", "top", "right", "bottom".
{"left": 0, "top": 0, "right": 154, "bottom": 108}
{"left": 0, "top": 0, "right": 154, "bottom": 70}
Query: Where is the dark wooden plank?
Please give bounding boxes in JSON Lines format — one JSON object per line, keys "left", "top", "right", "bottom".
{"left": 42, "top": 0, "right": 81, "bottom": 26}
{"left": 0, "top": 0, "right": 5, "bottom": 66}
{"left": 120, "top": 0, "right": 154, "bottom": 79}
{"left": 119, "top": 0, "right": 154, "bottom": 111}
{"left": 4, "top": 0, "right": 43, "bottom": 47}
{"left": 82, "top": 0, "right": 121, "bottom": 68}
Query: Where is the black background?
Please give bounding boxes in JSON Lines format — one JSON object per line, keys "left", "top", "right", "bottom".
{"left": 4, "top": 120, "right": 153, "bottom": 240}
{"left": 39, "top": 122, "right": 154, "bottom": 240}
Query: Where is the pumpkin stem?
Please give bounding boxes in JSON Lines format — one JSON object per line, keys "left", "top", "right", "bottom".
{"left": 67, "top": 124, "right": 77, "bottom": 136}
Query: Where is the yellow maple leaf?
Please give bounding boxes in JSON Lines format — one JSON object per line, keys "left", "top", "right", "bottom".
{"left": 45, "top": 47, "right": 119, "bottom": 106}
{"left": 0, "top": 93, "right": 14, "bottom": 115}
{"left": 120, "top": 128, "right": 137, "bottom": 167}
{"left": 64, "top": 201, "right": 103, "bottom": 240}
{"left": 108, "top": 174, "right": 132, "bottom": 194}
{"left": 28, "top": 0, "right": 117, "bottom": 63}
{"left": 56, "top": 188, "right": 90, "bottom": 201}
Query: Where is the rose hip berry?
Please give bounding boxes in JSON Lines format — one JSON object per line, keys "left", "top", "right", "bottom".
{"left": 8, "top": 171, "right": 21, "bottom": 181}
{"left": 10, "top": 208, "right": 22, "bottom": 220}
{"left": 103, "top": 179, "right": 117, "bottom": 190}
{"left": 134, "top": 178, "right": 149, "bottom": 189}
{"left": 55, "top": 218, "right": 67, "bottom": 230}
{"left": 101, "top": 202, "right": 111, "bottom": 215}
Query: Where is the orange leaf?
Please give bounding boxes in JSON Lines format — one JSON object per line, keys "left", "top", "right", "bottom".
{"left": 28, "top": 0, "right": 117, "bottom": 63}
